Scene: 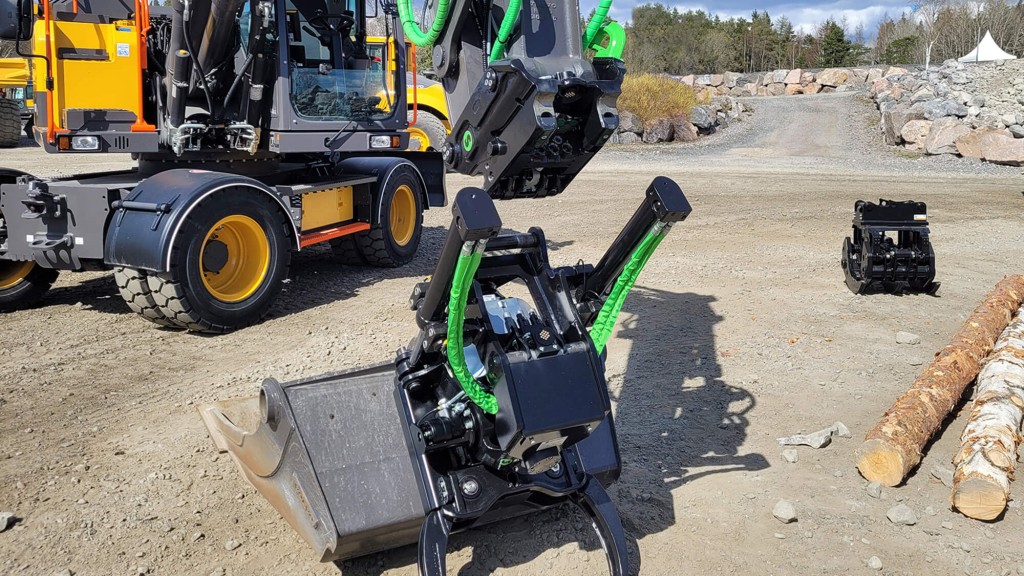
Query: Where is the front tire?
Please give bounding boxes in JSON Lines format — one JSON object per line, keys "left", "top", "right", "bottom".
{"left": 407, "top": 111, "right": 448, "bottom": 152}
{"left": 355, "top": 166, "right": 424, "bottom": 268}
{"left": 146, "top": 189, "right": 292, "bottom": 333}
{"left": 0, "top": 260, "right": 59, "bottom": 312}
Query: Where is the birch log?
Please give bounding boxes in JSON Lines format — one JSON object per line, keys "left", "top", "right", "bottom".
{"left": 857, "top": 275, "right": 1024, "bottom": 487}
{"left": 951, "top": 307, "right": 1024, "bottom": 520}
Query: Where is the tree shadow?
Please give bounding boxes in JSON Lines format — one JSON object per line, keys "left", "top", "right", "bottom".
{"left": 335, "top": 286, "right": 767, "bottom": 576}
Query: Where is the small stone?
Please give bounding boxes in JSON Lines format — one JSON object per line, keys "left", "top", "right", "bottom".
{"left": 931, "top": 465, "right": 954, "bottom": 488}
{"left": 961, "top": 541, "right": 972, "bottom": 552}
{"left": 832, "top": 421, "right": 852, "bottom": 438}
{"left": 909, "top": 358, "right": 924, "bottom": 366}
{"left": 866, "top": 482, "right": 882, "bottom": 499}
{"left": 0, "top": 512, "right": 16, "bottom": 532}
{"left": 773, "top": 499, "right": 798, "bottom": 523}
{"left": 54, "top": 571, "right": 73, "bottom": 576}
{"left": 887, "top": 503, "right": 918, "bottom": 526}
{"left": 782, "top": 449, "right": 799, "bottom": 463}
{"left": 941, "top": 521, "right": 954, "bottom": 530}
{"left": 191, "top": 532, "right": 205, "bottom": 543}
{"left": 833, "top": 470, "right": 844, "bottom": 478}
{"left": 896, "top": 331, "right": 921, "bottom": 345}
{"left": 224, "top": 539, "right": 241, "bottom": 551}
{"left": 925, "top": 506, "right": 936, "bottom": 516}
{"left": 774, "top": 532, "right": 786, "bottom": 539}
{"left": 868, "top": 556, "right": 883, "bottom": 571}
{"left": 209, "top": 570, "right": 225, "bottom": 576}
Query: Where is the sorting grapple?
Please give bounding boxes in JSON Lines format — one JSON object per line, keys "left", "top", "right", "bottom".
{"left": 201, "top": 178, "right": 692, "bottom": 575}
{"left": 842, "top": 199, "right": 939, "bottom": 295}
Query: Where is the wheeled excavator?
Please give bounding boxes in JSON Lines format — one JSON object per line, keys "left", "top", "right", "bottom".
{"left": 4, "top": 0, "right": 692, "bottom": 570}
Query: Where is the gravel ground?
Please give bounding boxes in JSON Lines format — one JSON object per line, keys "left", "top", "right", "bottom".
{"left": 1, "top": 93, "right": 1023, "bottom": 576}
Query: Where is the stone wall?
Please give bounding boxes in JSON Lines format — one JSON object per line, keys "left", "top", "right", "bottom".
{"left": 677, "top": 67, "right": 910, "bottom": 100}
{"left": 871, "top": 59, "right": 1024, "bottom": 166}
{"left": 609, "top": 96, "right": 753, "bottom": 144}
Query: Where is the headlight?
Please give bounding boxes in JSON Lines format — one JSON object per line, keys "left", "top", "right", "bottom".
{"left": 369, "top": 135, "right": 392, "bottom": 148}
{"left": 71, "top": 136, "right": 100, "bottom": 150}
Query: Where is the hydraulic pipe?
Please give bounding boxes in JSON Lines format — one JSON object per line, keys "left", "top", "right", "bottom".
{"left": 168, "top": 49, "right": 192, "bottom": 127}
{"left": 416, "top": 188, "right": 502, "bottom": 328}
{"left": 581, "top": 177, "right": 691, "bottom": 302}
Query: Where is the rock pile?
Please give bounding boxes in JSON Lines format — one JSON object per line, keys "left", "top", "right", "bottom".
{"left": 870, "top": 59, "right": 1024, "bottom": 166}
{"left": 678, "top": 67, "right": 905, "bottom": 100}
{"left": 610, "top": 96, "right": 753, "bottom": 144}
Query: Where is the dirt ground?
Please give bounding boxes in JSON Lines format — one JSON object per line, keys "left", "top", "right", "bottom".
{"left": 2, "top": 94, "right": 1023, "bottom": 576}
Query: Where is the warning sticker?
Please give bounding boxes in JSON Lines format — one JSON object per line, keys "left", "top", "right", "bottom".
{"left": 116, "top": 43, "right": 130, "bottom": 58}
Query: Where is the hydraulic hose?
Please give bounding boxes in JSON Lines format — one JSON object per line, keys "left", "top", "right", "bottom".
{"left": 582, "top": 0, "right": 614, "bottom": 50}
{"left": 590, "top": 223, "right": 668, "bottom": 355}
{"left": 446, "top": 242, "right": 499, "bottom": 414}
{"left": 488, "top": 0, "right": 522, "bottom": 62}
{"left": 398, "top": 0, "right": 451, "bottom": 47}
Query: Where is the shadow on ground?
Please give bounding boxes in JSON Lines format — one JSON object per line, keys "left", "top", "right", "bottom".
{"left": 336, "top": 287, "right": 767, "bottom": 576}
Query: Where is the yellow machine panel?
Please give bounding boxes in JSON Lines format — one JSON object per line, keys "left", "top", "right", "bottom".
{"left": 33, "top": 19, "right": 144, "bottom": 128}
{"left": 300, "top": 187, "right": 355, "bottom": 231}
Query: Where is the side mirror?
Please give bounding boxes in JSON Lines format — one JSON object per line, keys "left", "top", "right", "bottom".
{"left": 364, "top": 0, "right": 378, "bottom": 19}
{"left": 0, "top": 0, "right": 33, "bottom": 42}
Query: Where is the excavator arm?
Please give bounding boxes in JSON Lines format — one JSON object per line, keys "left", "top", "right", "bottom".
{"left": 398, "top": 0, "right": 626, "bottom": 198}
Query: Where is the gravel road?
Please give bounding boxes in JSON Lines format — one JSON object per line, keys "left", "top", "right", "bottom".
{"left": 1, "top": 93, "right": 1023, "bottom": 576}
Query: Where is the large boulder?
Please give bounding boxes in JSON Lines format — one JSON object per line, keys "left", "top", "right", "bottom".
{"left": 818, "top": 68, "right": 853, "bottom": 87}
{"left": 679, "top": 75, "right": 696, "bottom": 87}
{"left": 688, "top": 106, "right": 716, "bottom": 131}
{"left": 671, "top": 118, "right": 700, "bottom": 142}
{"left": 767, "top": 83, "right": 787, "bottom": 96}
{"left": 884, "top": 66, "right": 909, "bottom": 78}
{"left": 910, "top": 88, "right": 934, "bottom": 104}
{"left": 804, "top": 82, "right": 822, "bottom": 95}
{"left": 618, "top": 111, "right": 643, "bottom": 135}
{"left": 743, "top": 82, "right": 759, "bottom": 96}
{"left": 866, "top": 69, "right": 884, "bottom": 83}
{"left": 880, "top": 102, "right": 927, "bottom": 145}
{"left": 800, "top": 72, "right": 815, "bottom": 85}
{"left": 900, "top": 120, "right": 933, "bottom": 152}
{"left": 923, "top": 99, "right": 969, "bottom": 120}
{"left": 982, "top": 134, "right": 1024, "bottom": 165}
{"left": 610, "top": 131, "right": 641, "bottom": 145}
{"left": 723, "top": 71, "right": 743, "bottom": 88}
{"left": 870, "top": 78, "right": 891, "bottom": 96}
{"left": 924, "top": 117, "right": 973, "bottom": 155}
{"left": 772, "top": 69, "right": 790, "bottom": 83}
{"left": 955, "top": 126, "right": 1013, "bottom": 159}
{"left": 785, "top": 84, "right": 804, "bottom": 96}
{"left": 784, "top": 69, "right": 803, "bottom": 85}
{"left": 642, "top": 118, "right": 674, "bottom": 143}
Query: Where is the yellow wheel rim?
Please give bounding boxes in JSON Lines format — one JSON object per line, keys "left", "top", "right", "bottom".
{"left": 199, "top": 215, "right": 271, "bottom": 303}
{"left": 390, "top": 185, "right": 417, "bottom": 247}
{"left": 407, "top": 127, "right": 430, "bottom": 151}
{"left": 0, "top": 260, "right": 34, "bottom": 290}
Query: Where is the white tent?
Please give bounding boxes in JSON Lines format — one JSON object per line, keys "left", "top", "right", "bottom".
{"left": 958, "top": 31, "right": 1017, "bottom": 63}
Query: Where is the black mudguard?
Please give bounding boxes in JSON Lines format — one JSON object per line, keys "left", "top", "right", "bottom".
{"left": 103, "top": 169, "right": 299, "bottom": 273}
{"left": 335, "top": 152, "right": 447, "bottom": 209}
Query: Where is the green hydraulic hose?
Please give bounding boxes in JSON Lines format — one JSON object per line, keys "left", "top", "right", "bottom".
{"left": 446, "top": 242, "right": 499, "bottom": 414}
{"left": 398, "top": 0, "right": 452, "bottom": 47}
{"left": 488, "top": 0, "right": 522, "bottom": 62}
{"left": 590, "top": 224, "right": 669, "bottom": 355}
{"left": 582, "top": 0, "right": 614, "bottom": 51}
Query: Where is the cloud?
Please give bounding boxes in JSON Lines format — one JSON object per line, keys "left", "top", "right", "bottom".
{"left": 581, "top": 0, "right": 918, "bottom": 35}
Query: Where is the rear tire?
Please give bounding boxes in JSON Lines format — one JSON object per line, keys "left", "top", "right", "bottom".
{"left": 407, "top": 110, "right": 448, "bottom": 152}
{"left": 0, "top": 99, "right": 20, "bottom": 148}
{"left": 1, "top": 207, "right": 58, "bottom": 311}
{"left": 114, "top": 267, "right": 176, "bottom": 327}
{"left": 355, "top": 165, "right": 424, "bottom": 268}
{"left": 146, "top": 189, "right": 292, "bottom": 333}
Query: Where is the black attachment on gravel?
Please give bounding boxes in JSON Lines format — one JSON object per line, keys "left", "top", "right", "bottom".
{"left": 842, "top": 199, "right": 939, "bottom": 296}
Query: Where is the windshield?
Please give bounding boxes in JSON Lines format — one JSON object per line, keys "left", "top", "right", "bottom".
{"left": 285, "top": 0, "right": 394, "bottom": 123}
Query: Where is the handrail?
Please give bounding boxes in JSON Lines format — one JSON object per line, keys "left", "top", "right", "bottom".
{"left": 131, "top": 0, "right": 156, "bottom": 131}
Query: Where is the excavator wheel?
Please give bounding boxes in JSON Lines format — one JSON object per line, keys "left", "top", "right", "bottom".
{"left": 329, "top": 234, "right": 367, "bottom": 265}
{"left": 113, "top": 267, "right": 176, "bottom": 327}
{"left": 145, "top": 189, "right": 292, "bottom": 333}
{"left": 0, "top": 99, "right": 20, "bottom": 148}
{"left": 1, "top": 204, "right": 59, "bottom": 311}
{"left": 355, "top": 165, "right": 424, "bottom": 268}
{"left": 407, "top": 110, "right": 447, "bottom": 152}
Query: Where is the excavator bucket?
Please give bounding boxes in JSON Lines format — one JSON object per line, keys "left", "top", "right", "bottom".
{"left": 198, "top": 363, "right": 427, "bottom": 562}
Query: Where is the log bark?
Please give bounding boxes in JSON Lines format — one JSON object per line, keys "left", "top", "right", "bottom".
{"left": 856, "top": 275, "right": 1024, "bottom": 486}
{"left": 951, "top": 307, "right": 1024, "bottom": 520}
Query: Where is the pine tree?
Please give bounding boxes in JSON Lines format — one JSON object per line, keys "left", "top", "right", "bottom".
{"left": 819, "top": 19, "right": 853, "bottom": 67}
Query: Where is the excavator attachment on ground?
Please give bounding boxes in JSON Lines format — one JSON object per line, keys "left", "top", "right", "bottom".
{"left": 201, "top": 177, "right": 691, "bottom": 574}
{"left": 841, "top": 199, "right": 939, "bottom": 295}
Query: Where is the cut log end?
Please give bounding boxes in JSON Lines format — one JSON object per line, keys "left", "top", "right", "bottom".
{"left": 856, "top": 440, "right": 908, "bottom": 487}
{"left": 952, "top": 477, "right": 1007, "bottom": 521}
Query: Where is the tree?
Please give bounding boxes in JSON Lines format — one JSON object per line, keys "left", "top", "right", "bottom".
{"left": 914, "top": 0, "right": 949, "bottom": 70}
{"left": 819, "top": 19, "right": 854, "bottom": 67}
{"left": 884, "top": 35, "right": 922, "bottom": 64}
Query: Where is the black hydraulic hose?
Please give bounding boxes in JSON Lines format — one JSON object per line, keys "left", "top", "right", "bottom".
{"left": 181, "top": 10, "right": 217, "bottom": 121}
{"left": 223, "top": 51, "right": 256, "bottom": 114}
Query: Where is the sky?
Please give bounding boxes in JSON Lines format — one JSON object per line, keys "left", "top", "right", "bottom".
{"left": 580, "top": 0, "right": 919, "bottom": 36}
